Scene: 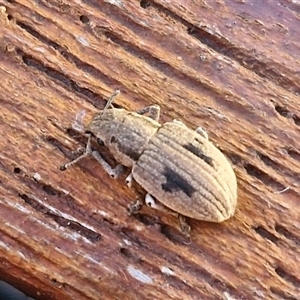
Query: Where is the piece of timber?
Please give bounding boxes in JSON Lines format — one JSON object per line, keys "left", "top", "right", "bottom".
{"left": 0, "top": 1, "right": 299, "bottom": 299}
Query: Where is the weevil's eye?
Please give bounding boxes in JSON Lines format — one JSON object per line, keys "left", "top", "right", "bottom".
{"left": 97, "top": 138, "right": 104, "bottom": 146}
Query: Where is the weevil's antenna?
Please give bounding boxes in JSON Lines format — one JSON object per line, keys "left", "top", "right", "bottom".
{"left": 102, "top": 90, "right": 120, "bottom": 114}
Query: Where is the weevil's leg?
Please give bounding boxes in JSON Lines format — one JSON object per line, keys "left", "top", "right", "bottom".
{"left": 128, "top": 199, "right": 142, "bottom": 215}
{"left": 103, "top": 89, "right": 120, "bottom": 110}
{"left": 135, "top": 105, "right": 160, "bottom": 121}
{"left": 178, "top": 215, "right": 191, "bottom": 236}
{"left": 60, "top": 134, "right": 126, "bottom": 178}
{"left": 145, "top": 194, "right": 177, "bottom": 215}
{"left": 145, "top": 194, "right": 191, "bottom": 235}
{"left": 125, "top": 173, "right": 145, "bottom": 214}
{"left": 145, "top": 194, "right": 164, "bottom": 211}
{"left": 125, "top": 172, "right": 133, "bottom": 188}
{"left": 91, "top": 151, "right": 126, "bottom": 178}
{"left": 196, "top": 127, "right": 209, "bottom": 140}
{"left": 60, "top": 133, "right": 94, "bottom": 171}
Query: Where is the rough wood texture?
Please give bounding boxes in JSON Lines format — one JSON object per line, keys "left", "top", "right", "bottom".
{"left": 0, "top": 1, "right": 300, "bottom": 299}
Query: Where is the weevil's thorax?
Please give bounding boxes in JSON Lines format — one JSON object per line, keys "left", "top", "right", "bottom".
{"left": 86, "top": 109, "right": 125, "bottom": 143}
{"left": 86, "top": 108, "right": 161, "bottom": 167}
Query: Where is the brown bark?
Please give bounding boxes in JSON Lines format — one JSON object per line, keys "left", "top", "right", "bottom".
{"left": 0, "top": 1, "right": 300, "bottom": 299}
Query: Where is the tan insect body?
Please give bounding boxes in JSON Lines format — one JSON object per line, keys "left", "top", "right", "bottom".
{"left": 61, "top": 91, "right": 237, "bottom": 230}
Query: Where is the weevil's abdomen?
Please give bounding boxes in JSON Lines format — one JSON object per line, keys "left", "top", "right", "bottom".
{"left": 132, "top": 122, "right": 237, "bottom": 222}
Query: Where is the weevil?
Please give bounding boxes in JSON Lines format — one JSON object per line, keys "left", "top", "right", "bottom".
{"left": 61, "top": 90, "right": 237, "bottom": 233}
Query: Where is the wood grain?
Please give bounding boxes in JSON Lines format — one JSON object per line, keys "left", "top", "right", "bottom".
{"left": 0, "top": 1, "right": 300, "bottom": 299}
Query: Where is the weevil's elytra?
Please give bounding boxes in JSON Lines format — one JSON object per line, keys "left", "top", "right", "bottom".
{"left": 61, "top": 91, "right": 237, "bottom": 231}
{"left": 132, "top": 121, "right": 236, "bottom": 222}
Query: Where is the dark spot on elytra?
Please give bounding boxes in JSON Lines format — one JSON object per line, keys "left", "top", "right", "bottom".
{"left": 162, "top": 166, "right": 195, "bottom": 197}
{"left": 183, "top": 143, "right": 213, "bottom": 166}
{"left": 110, "top": 136, "right": 116, "bottom": 143}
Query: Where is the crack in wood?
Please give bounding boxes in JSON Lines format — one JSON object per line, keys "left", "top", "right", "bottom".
{"left": 275, "top": 224, "right": 300, "bottom": 247}
{"left": 244, "top": 163, "right": 285, "bottom": 190}
{"left": 275, "top": 266, "right": 300, "bottom": 289}
{"left": 254, "top": 226, "right": 278, "bottom": 244}
{"left": 270, "top": 286, "right": 298, "bottom": 300}
{"left": 16, "top": 48, "right": 99, "bottom": 102}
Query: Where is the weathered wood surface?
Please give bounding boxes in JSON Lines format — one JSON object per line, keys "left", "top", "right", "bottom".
{"left": 0, "top": 1, "right": 300, "bottom": 299}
